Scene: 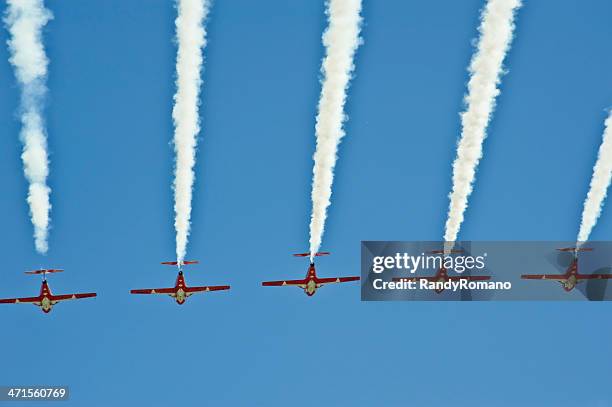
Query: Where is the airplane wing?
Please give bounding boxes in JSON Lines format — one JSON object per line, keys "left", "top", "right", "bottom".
{"left": 130, "top": 288, "right": 176, "bottom": 295}
{"left": 521, "top": 274, "right": 566, "bottom": 280}
{"left": 0, "top": 296, "right": 40, "bottom": 304}
{"left": 262, "top": 279, "right": 307, "bottom": 287}
{"left": 316, "top": 276, "right": 360, "bottom": 285}
{"left": 577, "top": 274, "right": 612, "bottom": 280}
{"left": 185, "top": 285, "right": 230, "bottom": 293}
{"left": 51, "top": 293, "right": 97, "bottom": 301}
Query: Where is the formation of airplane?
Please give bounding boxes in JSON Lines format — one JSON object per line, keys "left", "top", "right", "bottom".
{"left": 5, "top": 246, "right": 612, "bottom": 313}
{"left": 0, "top": 253, "right": 359, "bottom": 313}
{"left": 261, "top": 252, "right": 360, "bottom": 296}
{"left": 392, "top": 250, "right": 491, "bottom": 293}
{"left": 130, "top": 261, "right": 230, "bottom": 304}
{"left": 521, "top": 247, "right": 612, "bottom": 292}
{"left": 0, "top": 269, "right": 96, "bottom": 313}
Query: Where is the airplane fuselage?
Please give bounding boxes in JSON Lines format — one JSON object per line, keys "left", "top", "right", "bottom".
{"left": 559, "top": 261, "right": 579, "bottom": 291}
{"left": 542, "top": 259, "right": 581, "bottom": 291}
{"left": 40, "top": 296, "right": 52, "bottom": 313}
{"left": 434, "top": 268, "right": 449, "bottom": 293}
{"left": 170, "top": 271, "right": 191, "bottom": 304}
{"left": 305, "top": 264, "right": 318, "bottom": 296}
{"left": 562, "top": 274, "right": 577, "bottom": 291}
{"left": 38, "top": 281, "right": 54, "bottom": 313}
{"left": 175, "top": 288, "right": 186, "bottom": 303}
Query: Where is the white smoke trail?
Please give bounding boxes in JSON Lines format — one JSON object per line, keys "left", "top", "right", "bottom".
{"left": 5, "top": 0, "right": 53, "bottom": 254}
{"left": 172, "top": 0, "right": 209, "bottom": 265}
{"left": 308, "top": 0, "right": 362, "bottom": 261}
{"left": 577, "top": 113, "right": 612, "bottom": 244}
{"left": 443, "top": 0, "right": 521, "bottom": 251}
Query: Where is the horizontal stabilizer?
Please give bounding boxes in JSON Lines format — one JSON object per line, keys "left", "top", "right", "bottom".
{"left": 393, "top": 275, "right": 490, "bottom": 282}
{"left": 293, "top": 252, "right": 330, "bottom": 257}
{"left": 429, "top": 250, "right": 464, "bottom": 255}
{"left": 161, "top": 261, "right": 199, "bottom": 266}
{"left": 24, "top": 269, "right": 63, "bottom": 275}
{"left": 557, "top": 247, "right": 593, "bottom": 252}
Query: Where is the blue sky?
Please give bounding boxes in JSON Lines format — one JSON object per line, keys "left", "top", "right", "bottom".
{"left": 1, "top": 1, "right": 612, "bottom": 406}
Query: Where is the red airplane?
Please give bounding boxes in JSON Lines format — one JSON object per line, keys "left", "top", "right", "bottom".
{"left": 130, "top": 261, "right": 230, "bottom": 304}
{"left": 392, "top": 250, "right": 491, "bottom": 293}
{"left": 0, "top": 269, "right": 96, "bottom": 313}
{"left": 521, "top": 247, "right": 612, "bottom": 292}
{"left": 261, "top": 252, "right": 360, "bottom": 296}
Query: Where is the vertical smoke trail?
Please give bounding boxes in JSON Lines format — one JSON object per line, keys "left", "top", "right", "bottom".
{"left": 5, "top": 0, "right": 53, "bottom": 254}
{"left": 443, "top": 0, "right": 521, "bottom": 250}
{"left": 308, "top": 0, "right": 362, "bottom": 261}
{"left": 172, "top": 0, "right": 209, "bottom": 264}
{"left": 577, "top": 113, "right": 612, "bottom": 244}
